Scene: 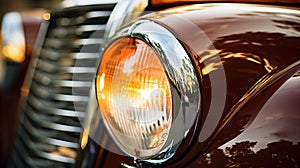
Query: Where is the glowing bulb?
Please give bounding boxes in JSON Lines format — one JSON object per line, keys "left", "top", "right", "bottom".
{"left": 96, "top": 37, "right": 172, "bottom": 158}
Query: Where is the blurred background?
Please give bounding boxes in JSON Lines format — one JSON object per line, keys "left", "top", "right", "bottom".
{"left": 0, "top": 0, "right": 61, "bottom": 166}
{"left": 0, "top": 0, "right": 60, "bottom": 23}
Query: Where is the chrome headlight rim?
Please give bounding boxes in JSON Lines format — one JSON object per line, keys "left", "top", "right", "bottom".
{"left": 95, "top": 20, "right": 201, "bottom": 164}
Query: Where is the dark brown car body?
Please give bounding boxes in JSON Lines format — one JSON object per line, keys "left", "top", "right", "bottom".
{"left": 78, "top": 3, "right": 300, "bottom": 168}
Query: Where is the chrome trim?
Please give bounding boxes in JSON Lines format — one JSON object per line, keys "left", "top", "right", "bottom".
{"left": 86, "top": 11, "right": 112, "bottom": 19}
{"left": 23, "top": 118, "right": 79, "bottom": 148}
{"left": 54, "top": 80, "right": 92, "bottom": 87}
{"left": 27, "top": 94, "right": 86, "bottom": 118}
{"left": 56, "top": 11, "right": 112, "bottom": 27}
{"left": 18, "top": 129, "right": 76, "bottom": 164}
{"left": 50, "top": 24, "right": 106, "bottom": 38}
{"left": 94, "top": 20, "right": 201, "bottom": 164}
{"left": 76, "top": 24, "right": 106, "bottom": 34}
{"left": 41, "top": 49, "right": 100, "bottom": 60}
{"left": 33, "top": 72, "right": 93, "bottom": 87}
{"left": 12, "top": 2, "right": 116, "bottom": 166}
{"left": 104, "top": 0, "right": 148, "bottom": 39}
{"left": 30, "top": 82, "right": 89, "bottom": 101}
{"left": 25, "top": 110, "right": 82, "bottom": 133}
{"left": 36, "top": 59, "right": 97, "bottom": 73}
{"left": 62, "top": 0, "right": 119, "bottom": 9}
{"left": 44, "top": 38, "right": 104, "bottom": 49}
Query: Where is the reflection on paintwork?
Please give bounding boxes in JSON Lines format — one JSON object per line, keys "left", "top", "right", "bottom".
{"left": 221, "top": 76, "right": 300, "bottom": 150}
{"left": 198, "top": 49, "right": 221, "bottom": 75}
{"left": 150, "top": 3, "right": 300, "bottom": 167}
{"left": 189, "top": 140, "right": 300, "bottom": 168}
{"left": 189, "top": 75, "right": 300, "bottom": 167}
{"left": 151, "top": 0, "right": 300, "bottom": 6}
{"left": 198, "top": 30, "right": 300, "bottom": 154}
{"left": 223, "top": 53, "right": 261, "bottom": 64}
{"left": 198, "top": 47, "right": 278, "bottom": 75}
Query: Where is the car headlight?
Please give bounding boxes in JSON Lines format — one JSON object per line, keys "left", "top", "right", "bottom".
{"left": 95, "top": 20, "right": 200, "bottom": 162}
{"left": 96, "top": 37, "right": 172, "bottom": 159}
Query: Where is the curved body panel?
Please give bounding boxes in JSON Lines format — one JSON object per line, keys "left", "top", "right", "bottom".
{"left": 188, "top": 74, "right": 300, "bottom": 167}
{"left": 149, "top": 3, "right": 300, "bottom": 167}
{"left": 151, "top": 0, "right": 300, "bottom": 6}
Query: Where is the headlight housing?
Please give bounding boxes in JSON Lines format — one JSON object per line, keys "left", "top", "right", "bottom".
{"left": 95, "top": 20, "right": 200, "bottom": 162}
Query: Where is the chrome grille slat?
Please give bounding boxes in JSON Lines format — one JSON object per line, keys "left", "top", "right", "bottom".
{"left": 22, "top": 113, "right": 79, "bottom": 148}
{"left": 41, "top": 48, "right": 100, "bottom": 60}
{"left": 34, "top": 69, "right": 72, "bottom": 83}
{"left": 63, "top": 67, "right": 97, "bottom": 73}
{"left": 56, "top": 11, "right": 111, "bottom": 27}
{"left": 20, "top": 134, "right": 76, "bottom": 164}
{"left": 23, "top": 110, "right": 81, "bottom": 143}
{"left": 34, "top": 70, "right": 95, "bottom": 83}
{"left": 14, "top": 139, "right": 57, "bottom": 167}
{"left": 33, "top": 71, "right": 93, "bottom": 87}
{"left": 54, "top": 80, "right": 92, "bottom": 87}
{"left": 28, "top": 94, "right": 74, "bottom": 112}
{"left": 13, "top": 3, "right": 116, "bottom": 167}
{"left": 19, "top": 118, "right": 77, "bottom": 164}
{"left": 44, "top": 38, "right": 103, "bottom": 49}
{"left": 49, "top": 24, "right": 106, "bottom": 38}
{"left": 36, "top": 59, "right": 97, "bottom": 73}
{"left": 85, "top": 11, "right": 112, "bottom": 18}
{"left": 26, "top": 106, "right": 82, "bottom": 127}
{"left": 76, "top": 24, "right": 106, "bottom": 34}
{"left": 25, "top": 111, "right": 82, "bottom": 133}
{"left": 27, "top": 94, "right": 85, "bottom": 118}
{"left": 30, "top": 81, "right": 89, "bottom": 102}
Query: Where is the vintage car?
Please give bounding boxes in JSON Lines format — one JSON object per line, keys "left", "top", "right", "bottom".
{"left": 3, "top": 0, "right": 300, "bottom": 167}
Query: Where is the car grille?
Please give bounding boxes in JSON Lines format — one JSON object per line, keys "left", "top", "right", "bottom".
{"left": 11, "top": 3, "right": 115, "bottom": 167}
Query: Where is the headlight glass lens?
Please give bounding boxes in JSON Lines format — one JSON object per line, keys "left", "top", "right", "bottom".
{"left": 96, "top": 37, "right": 172, "bottom": 158}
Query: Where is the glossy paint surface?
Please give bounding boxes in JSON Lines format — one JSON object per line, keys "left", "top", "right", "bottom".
{"left": 187, "top": 75, "right": 300, "bottom": 167}
{"left": 150, "top": 3, "right": 300, "bottom": 167}
{"left": 151, "top": 0, "right": 300, "bottom": 6}
{"left": 80, "top": 3, "right": 300, "bottom": 167}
